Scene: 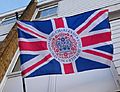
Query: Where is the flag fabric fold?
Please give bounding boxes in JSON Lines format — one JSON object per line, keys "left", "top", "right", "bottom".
{"left": 17, "top": 9, "right": 113, "bottom": 78}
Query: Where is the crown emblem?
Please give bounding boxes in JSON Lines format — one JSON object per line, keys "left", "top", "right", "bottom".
{"left": 56, "top": 37, "right": 72, "bottom": 52}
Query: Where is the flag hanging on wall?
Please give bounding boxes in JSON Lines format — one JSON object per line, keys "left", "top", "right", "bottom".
{"left": 17, "top": 9, "right": 113, "bottom": 78}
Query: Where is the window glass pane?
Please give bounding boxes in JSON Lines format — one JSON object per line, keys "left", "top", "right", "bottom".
{"left": 41, "top": 6, "right": 57, "bottom": 17}
{"left": 36, "top": 6, "right": 57, "bottom": 19}
{"left": 12, "top": 57, "right": 21, "bottom": 72}
{"left": 36, "top": 11, "right": 41, "bottom": 19}
{"left": 39, "top": 0, "right": 45, "bottom": 2}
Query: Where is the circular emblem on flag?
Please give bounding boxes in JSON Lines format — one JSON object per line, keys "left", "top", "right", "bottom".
{"left": 48, "top": 28, "right": 81, "bottom": 63}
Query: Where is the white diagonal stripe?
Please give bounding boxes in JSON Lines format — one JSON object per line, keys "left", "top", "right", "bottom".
{"left": 21, "top": 50, "right": 50, "bottom": 71}
{"left": 79, "top": 11, "right": 108, "bottom": 37}
{"left": 18, "top": 27, "right": 45, "bottom": 40}
{"left": 75, "top": 10, "right": 101, "bottom": 32}
{"left": 17, "top": 21, "right": 48, "bottom": 38}
{"left": 23, "top": 56, "right": 53, "bottom": 77}
{"left": 80, "top": 28, "right": 110, "bottom": 37}
{"left": 90, "top": 48, "right": 112, "bottom": 56}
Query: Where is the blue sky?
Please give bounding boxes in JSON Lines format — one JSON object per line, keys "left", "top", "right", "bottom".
{"left": 0, "top": 0, "right": 37, "bottom": 14}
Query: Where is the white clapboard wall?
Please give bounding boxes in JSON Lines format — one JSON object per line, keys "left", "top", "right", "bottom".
{"left": 111, "top": 19, "right": 120, "bottom": 76}
{"left": 0, "top": 23, "right": 15, "bottom": 42}
{"left": 58, "top": 0, "right": 120, "bottom": 17}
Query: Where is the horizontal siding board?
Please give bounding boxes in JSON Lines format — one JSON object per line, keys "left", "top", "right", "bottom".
{"left": 114, "top": 47, "right": 120, "bottom": 54}
{"left": 0, "top": 35, "right": 7, "bottom": 41}
{"left": 111, "top": 29, "right": 120, "bottom": 35}
{"left": 112, "top": 33, "right": 120, "bottom": 39}
{"left": 114, "top": 60, "right": 120, "bottom": 68}
{"left": 110, "top": 20, "right": 120, "bottom": 43}
{"left": 116, "top": 67, "right": 120, "bottom": 75}
{"left": 110, "top": 19, "right": 120, "bottom": 25}
{"left": 0, "top": 31, "right": 9, "bottom": 35}
{"left": 113, "top": 42, "right": 120, "bottom": 48}
{"left": 111, "top": 26, "right": 120, "bottom": 34}
{"left": 0, "top": 23, "right": 15, "bottom": 35}
{"left": 113, "top": 53, "right": 120, "bottom": 61}
{"left": 111, "top": 24, "right": 120, "bottom": 29}
{"left": 111, "top": 21, "right": 120, "bottom": 26}
{"left": 110, "top": 19, "right": 120, "bottom": 76}
{"left": 58, "top": 0, "right": 120, "bottom": 17}
{"left": 112, "top": 37, "right": 120, "bottom": 43}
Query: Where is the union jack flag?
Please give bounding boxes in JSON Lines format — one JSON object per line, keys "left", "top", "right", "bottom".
{"left": 17, "top": 9, "right": 113, "bottom": 78}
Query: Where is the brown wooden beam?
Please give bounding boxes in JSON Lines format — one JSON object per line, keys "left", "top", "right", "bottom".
{"left": 0, "top": 0, "right": 38, "bottom": 82}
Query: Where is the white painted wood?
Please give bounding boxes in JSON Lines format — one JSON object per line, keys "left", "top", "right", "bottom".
{"left": 114, "top": 60, "right": 120, "bottom": 68}
{"left": 111, "top": 24, "right": 120, "bottom": 34}
{"left": 116, "top": 68, "right": 120, "bottom": 75}
{"left": 112, "top": 37, "right": 120, "bottom": 43}
{"left": 114, "top": 43, "right": 120, "bottom": 48}
{"left": 0, "top": 35, "right": 7, "bottom": 41}
{"left": 110, "top": 19, "right": 120, "bottom": 25}
{"left": 113, "top": 53, "right": 120, "bottom": 61}
{"left": 25, "top": 76, "right": 50, "bottom": 92}
{"left": 2, "top": 76, "right": 23, "bottom": 92}
{"left": 0, "top": 22, "right": 15, "bottom": 41}
{"left": 55, "top": 69, "right": 117, "bottom": 92}
{"left": 110, "top": 20, "right": 120, "bottom": 37}
{"left": 0, "top": 23, "right": 15, "bottom": 35}
{"left": 24, "top": 69, "right": 117, "bottom": 92}
{"left": 111, "top": 19, "right": 120, "bottom": 76}
{"left": 114, "top": 47, "right": 120, "bottom": 54}
{"left": 111, "top": 24, "right": 120, "bottom": 30}
{"left": 0, "top": 49, "right": 20, "bottom": 92}
{"left": 112, "top": 33, "right": 120, "bottom": 39}
{"left": 112, "top": 30, "right": 120, "bottom": 35}
{"left": 110, "top": 62, "right": 120, "bottom": 91}
{"left": 58, "top": 0, "right": 120, "bottom": 17}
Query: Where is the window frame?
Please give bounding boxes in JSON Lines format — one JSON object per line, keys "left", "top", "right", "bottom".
{"left": 0, "top": 16, "right": 16, "bottom": 26}
{"left": 0, "top": 13, "right": 21, "bottom": 26}
{"left": 36, "top": 5, "right": 58, "bottom": 19}
{"left": 0, "top": 48, "right": 21, "bottom": 91}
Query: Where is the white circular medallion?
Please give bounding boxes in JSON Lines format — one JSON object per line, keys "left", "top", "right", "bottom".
{"left": 48, "top": 28, "right": 81, "bottom": 63}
